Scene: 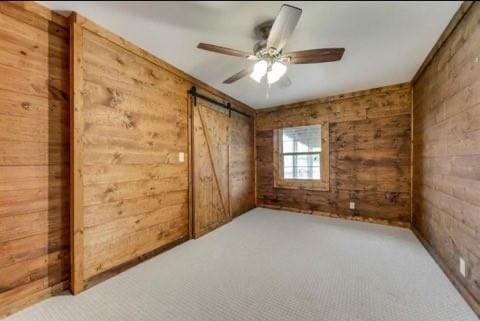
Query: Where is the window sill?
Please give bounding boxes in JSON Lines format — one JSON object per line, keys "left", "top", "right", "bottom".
{"left": 274, "top": 179, "right": 330, "bottom": 192}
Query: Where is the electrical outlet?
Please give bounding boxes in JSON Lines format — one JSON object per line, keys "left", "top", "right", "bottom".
{"left": 459, "top": 257, "right": 466, "bottom": 277}
{"left": 349, "top": 202, "right": 355, "bottom": 210}
{"left": 178, "top": 152, "right": 185, "bottom": 163}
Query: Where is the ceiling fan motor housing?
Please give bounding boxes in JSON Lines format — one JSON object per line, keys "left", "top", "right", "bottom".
{"left": 254, "top": 20, "right": 274, "bottom": 40}
{"left": 254, "top": 20, "right": 283, "bottom": 58}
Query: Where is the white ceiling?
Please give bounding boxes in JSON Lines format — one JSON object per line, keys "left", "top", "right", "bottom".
{"left": 41, "top": 1, "right": 461, "bottom": 109}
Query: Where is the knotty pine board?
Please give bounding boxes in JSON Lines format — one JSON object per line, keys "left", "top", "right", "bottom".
{"left": 256, "top": 83, "right": 412, "bottom": 226}
{"left": 0, "top": 2, "right": 69, "bottom": 317}
{"left": 0, "top": 1, "right": 256, "bottom": 314}
{"left": 230, "top": 112, "right": 255, "bottom": 217}
{"left": 78, "top": 28, "right": 190, "bottom": 281}
{"left": 70, "top": 13, "right": 256, "bottom": 292}
{"left": 412, "top": 2, "right": 480, "bottom": 312}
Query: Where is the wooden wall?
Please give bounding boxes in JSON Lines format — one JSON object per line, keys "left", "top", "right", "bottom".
{"left": 77, "top": 27, "right": 190, "bottom": 285}
{"left": 412, "top": 2, "right": 480, "bottom": 313}
{"left": 256, "top": 83, "right": 412, "bottom": 226}
{"left": 230, "top": 112, "right": 255, "bottom": 216}
{"left": 0, "top": 2, "right": 255, "bottom": 313}
{"left": 0, "top": 2, "right": 70, "bottom": 317}
{"left": 69, "top": 14, "right": 256, "bottom": 292}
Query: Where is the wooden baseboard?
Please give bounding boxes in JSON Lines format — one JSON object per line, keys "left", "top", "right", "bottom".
{"left": 412, "top": 227, "right": 480, "bottom": 317}
{"left": 0, "top": 280, "right": 69, "bottom": 319}
{"left": 258, "top": 204, "right": 411, "bottom": 228}
{"left": 84, "top": 236, "right": 189, "bottom": 290}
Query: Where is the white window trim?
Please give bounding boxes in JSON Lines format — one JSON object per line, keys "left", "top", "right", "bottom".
{"left": 273, "top": 122, "right": 330, "bottom": 191}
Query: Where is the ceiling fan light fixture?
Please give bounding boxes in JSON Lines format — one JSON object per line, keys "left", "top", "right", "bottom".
{"left": 267, "top": 61, "right": 287, "bottom": 84}
{"left": 198, "top": 4, "right": 344, "bottom": 88}
{"left": 250, "top": 60, "right": 268, "bottom": 82}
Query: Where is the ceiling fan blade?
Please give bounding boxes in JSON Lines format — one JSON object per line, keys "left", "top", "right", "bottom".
{"left": 267, "top": 4, "right": 302, "bottom": 52}
{"left": 197, "top": 43, "right": 256, "bottom": 59}
{"left": 275, "top": 75, "right": 292, "bottom": 88}
{"left": 223, "top": 66, "right": 253, "bottom": 84}
{"left": 285, "top": 48, "right": 345, "bottom": 64}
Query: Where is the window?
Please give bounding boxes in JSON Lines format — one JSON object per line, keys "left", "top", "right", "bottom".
{"left": 273, "top": 123, "right": 329, "bottom": 191}
{"left": 282, "top": 125, "right": 321, "bottom": 180}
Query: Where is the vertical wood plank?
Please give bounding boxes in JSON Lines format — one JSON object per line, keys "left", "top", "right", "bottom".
{"left": 272, "top": 129, "right": 279, "bottom": 188}
{"left": 227, "top": 113, "right": 232, "bottom": 218}
{"left": 187, "top": 96, "right": 193, "bottom": 239}
{"left": 410, "top": 87, "right": 414, "bottom": 224}
{"left": 69, "top": 12, "right": 85, "bottom": 294}
{"left": 321, "top": 123, "right": 330, "bottom": 188}
{"left": 230, "top": 111, "right": 256, "bottom": 216}
{"left": 253, "top": 115, "right": 258, "bottom": 207}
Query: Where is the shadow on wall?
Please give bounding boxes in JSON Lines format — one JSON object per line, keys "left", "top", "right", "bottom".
{"left": 46, "top": 20, "right": 70, "bottom": 292}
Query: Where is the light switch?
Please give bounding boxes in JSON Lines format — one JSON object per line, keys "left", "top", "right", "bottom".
{"left": 349, "top": 202, "right": 355, "bottom": 210}
{"left": 178, "top": 152, "right": 185, "bottom": 163}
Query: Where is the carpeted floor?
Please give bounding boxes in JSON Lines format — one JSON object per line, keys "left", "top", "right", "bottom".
{"left": 5, "top": 208, "right": 478, "bottom": 321}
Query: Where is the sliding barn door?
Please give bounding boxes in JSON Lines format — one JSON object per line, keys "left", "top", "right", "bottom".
{"left": 193, "top": 103, "right": 231, "bottom": 238}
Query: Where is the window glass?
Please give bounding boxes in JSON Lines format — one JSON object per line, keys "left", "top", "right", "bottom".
{"left": 282, "top": 125, "right": 321, "bottom": 153}
{"left": 280, "top": 125, "right": 322, "bottom": 180}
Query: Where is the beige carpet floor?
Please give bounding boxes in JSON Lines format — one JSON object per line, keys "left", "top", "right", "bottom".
{"left": 5, "top": 208, "right": 478, "bottom": 321}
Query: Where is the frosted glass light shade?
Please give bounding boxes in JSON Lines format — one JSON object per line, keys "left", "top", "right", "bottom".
{"left": 267, "top": 62, "right": 287, "bottom": 84}
{"left": 250, "top": 60, "right": 268, "bottom": 82}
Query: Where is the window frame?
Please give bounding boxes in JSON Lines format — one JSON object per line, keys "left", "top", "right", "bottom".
{"left": 273, "top": 122, "right": 330, "bottom": 191}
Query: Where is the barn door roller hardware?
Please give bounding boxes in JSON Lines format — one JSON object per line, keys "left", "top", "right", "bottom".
{"left": 188, "top": 86, "right": 250, "bottom": 118}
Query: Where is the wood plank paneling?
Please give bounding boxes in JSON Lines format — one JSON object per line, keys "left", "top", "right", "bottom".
{"left": 230, "top": 112, "right": 255, "bottom": 216}
{"left": 0, "top": 0, "right": 256, "bottom": 313}
{"left": 76, "top": 27, "right": 190, "bottom": 282}
{"left": 412, "top": 2, "right": 480, "bottom": 315}
{"left": 69, "top": 13, "right": 256, "bottom": 290}
{"left": 193, "top": 104, "right": 231, "bottom": 237}
{"left": 256, "top": 83, "right": 411, "bottom": 226}
{"left": 0, "top": 2, "right": 69, "bottom": 317}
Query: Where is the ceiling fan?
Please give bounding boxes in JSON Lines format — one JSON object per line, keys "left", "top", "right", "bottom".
{"left": 197, "top": 4, "right": 345, "bottom": 87}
